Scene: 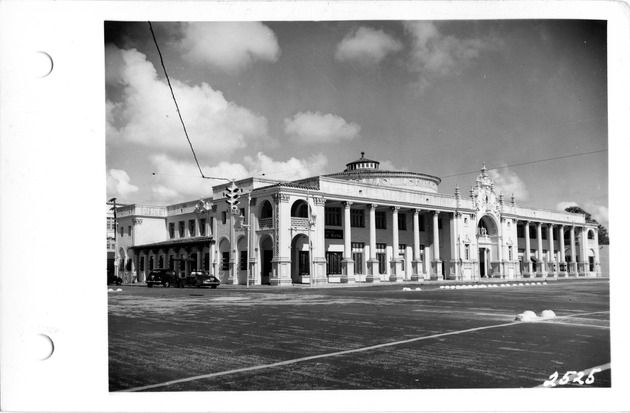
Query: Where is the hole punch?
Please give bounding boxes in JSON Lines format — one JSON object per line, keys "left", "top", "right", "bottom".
{"left": 30, "top": 334, "right": 54, "bottom": 360}
{"left": 29, "top": 51, "right": 54, "bottom": 78}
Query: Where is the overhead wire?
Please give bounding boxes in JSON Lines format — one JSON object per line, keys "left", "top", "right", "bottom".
{"left": 439, "top": 149, "right": 607, "bottom": 179}
{"left": 148, "top": 21, "right": 205, "bottom": 179}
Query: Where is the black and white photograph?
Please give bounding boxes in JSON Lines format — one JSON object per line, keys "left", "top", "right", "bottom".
{"left": 2, "top": 1, "right": 629, "bottom": 412}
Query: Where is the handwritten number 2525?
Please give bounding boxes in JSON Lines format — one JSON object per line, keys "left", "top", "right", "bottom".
{"left": 544, "top": 369, "right": 601, "bottom": 387}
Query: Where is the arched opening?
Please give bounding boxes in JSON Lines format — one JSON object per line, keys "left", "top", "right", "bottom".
{"left": 588, "top": 229, "right": 595, "bottom": 240}
{"left": 477, "top": 215, "right": 499, "bottom": 277}
{"left": 236, "top": 236, "right": 248, "bottom": 284}
{"left": 291, "top": 234, "right": 310, "bottom": 283}
{"left": 260, "top": 200, "right": 273, "bottom": 218}
{"left": 259, "top": 235, "right": 273, "bottom": 285}
{"left": 477, "top": 215, "right": 498, "bottom": 236}
{"left": 291, "top": 200, "right": 309, "bottom": 218}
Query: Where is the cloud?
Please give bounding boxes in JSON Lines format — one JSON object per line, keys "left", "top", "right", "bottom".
{"left": 150, "top": 153, "right": 328, "bottom": 201}
{"left": 106, "top": 45, "right": 269, "bottom": 158}
{"left": 379, "top": 160, "right": 408, "bottom": 172}
{"left": 180, "top": 22, "right": 281, "bottom": 72}
{"left": 488, "top": 169, "right": 529, "bottom": 201}
{"left": 107, "top": 169, "right": 139, "bottom": 197}
{"left": 404, "top": 21, "right": 499, "bottom": 92}
{"left": 335, "top": 26, "right": 403, "bottom": 66}
{"left": 284, "top": 111, "right": 361, "bottom": 144}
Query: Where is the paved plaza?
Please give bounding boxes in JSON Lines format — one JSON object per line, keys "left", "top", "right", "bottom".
{"left": 109, "top": 278, "right": 610, "bottom": 392}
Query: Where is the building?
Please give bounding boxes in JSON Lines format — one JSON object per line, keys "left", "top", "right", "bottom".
{"left": 111, "top": 153, "right": 602, "bottom": 285}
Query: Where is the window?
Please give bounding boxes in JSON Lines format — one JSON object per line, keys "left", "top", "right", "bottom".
{"left": 375, "top": 211, "right": 387, "bottom": 229}
{"left": 169, "top": 223, "right": 175, "bottom": 239}
{"left": 222, "top": 211, "right": 227, "bottom": 225}
{"left": 326, "top": 252, "right": 342, "bottom": 274}
{"left": 465, "top": 244, "right": 470, "bottom": 260}
{"left": 179, "top": 221, "right": 185, "bottom": 238}
{"left": 107, "top": 217, "right": 115, "bottom": 230}
{"left": 120, "top": 227, "right": 124, "bottom": 237}
{"left": 199, "top": 219, "right": 206, "bottom": 236}
{"left": 299, "top": 251, "right": 310, "bottom": 275}
{"left": 240, "top": 208, "right": 246, "bottom": 218}
{"left": 169, "top": 256, "right": 174, "bottom": 270}
{"left": 398, "top": 213, "right": 407, "bottom": 230}
{"left": 240, "top": 251, "right": 247, "bottom": 271}
{"left": 529, "top": 225, "right": 537, "bottom": 239}
{"left": 420, "top": 245, "right": 425, "bottom": 261}
{"left": 588, "top": 231, "right": 594, "bottom": 240}
{"left": 351, "top": 209, "right": 365, "bottom": 228}
{"left": 352, "top": 242, "right": 364, "bottom": 274}
{"left": 542, "top": 226, "right": 548, "bottom": 240}
{"left": 221, "top": 252, "right": 230, "bottom": 271}
{"left": 325, "top": 207, "right": 342, "bottom": 226}
{"left": 128, "top": 226, "right": 131, "bottom": 236}
{"left": 189, "top": 220, "right": 196, "bottom": 237}
{"left": 508, "top": 246, "right": 513, "bottom": 261}
{"left": 517, "top": 225, "right": 525, "bottom": 238}
{"left": 419, "top": 215, "right": 425, "bottom": 231}
{"left": 376, "top": 243, "right": 387, "bottom": 274}
{"left": 158, "top": 256, "right": 164, "bottom": 268}
{"left": 139, "top": 257, "right": 144, "bottom": 271}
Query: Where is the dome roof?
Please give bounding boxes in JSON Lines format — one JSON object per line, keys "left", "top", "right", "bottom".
{"left": 345, "top": 152, "right": 380, "bottom": 171}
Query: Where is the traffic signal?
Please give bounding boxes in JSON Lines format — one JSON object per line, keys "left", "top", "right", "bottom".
{"left": 223, "top": 181, "right": 242, "bottom": 214}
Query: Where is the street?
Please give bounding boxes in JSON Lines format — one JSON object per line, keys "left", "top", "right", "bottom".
{"left": 108, "top": 279, "right": 610, "bottom": 391}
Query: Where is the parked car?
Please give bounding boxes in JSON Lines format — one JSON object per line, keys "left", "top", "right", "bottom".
{"left": 146, "top": 269, "right": 177, "bottom": 288}
{"left": 177, "top": 270, "right": 220, "bottom": 289}
{"left": 107, "top": 272, "right": 122, "bottom": 286}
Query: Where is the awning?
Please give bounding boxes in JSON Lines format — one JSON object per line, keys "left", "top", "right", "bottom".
{"left": 130, "top": 236, "right": 215, "bottom": 252}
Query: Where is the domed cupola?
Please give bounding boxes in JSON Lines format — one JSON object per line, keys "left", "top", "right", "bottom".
{"left": 345, "top": 152, "right": 380, "bottom": 172}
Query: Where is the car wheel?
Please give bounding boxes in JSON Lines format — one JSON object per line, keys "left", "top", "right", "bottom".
{"left": 163, "top": 280, "right": 170, "bottom": 288}
{"left": 116, "top": 279, "right": 122, "bottom": 286}
{"left": 211, "top": 285, "right": 217, "bottom": 289}
{"left": 147, "top": 283, "right": 153, "bottom": 288}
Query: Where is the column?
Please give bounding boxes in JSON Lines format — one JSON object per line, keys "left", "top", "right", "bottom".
{"left": 210, "top": 213, "right": 218, "bottom": 277}
{"left": 578, "top": 226, "right": 587, "bottom": 276}
{"left": 536, "top": 222, "right": 544, "bottom": 277}
{"left": 341, "top": 201, "right": 355, "bottom": 283}
{"left": 311, "top": 197, "right": 327, "bottom": 284}
{"left": 569, "top": 226, "right": 577, "bottom": 276}
{"left": 524, "top": 221, "right": 532, "bottom": 277}
{"left": 449, "top": 213, "right": 460, "bottom": 280}
{"left": 271, "top": 193, "right": 292, "bottom": 286}
{"left": 390, "top": 207, "right": 402, "bottom": 282}
{"left": 559, "top": 225, "right": 567, "bottom": 276}
{"left": 431, "top": 211, "right": 442, "bottom": 280}
{"left": 366, "top": 204, "right": 379, "bottom": 282}
{"left": 411, "top": 209, "right": 422, "bottom": 281}
{"left": 498, "top": 218, "right": 504, "bottom": 278}
{"left": 548, "top": 223, "right": 556, "bottom": 278}
{"left": 594, "top": 228, "right": 601, "bottom": 276}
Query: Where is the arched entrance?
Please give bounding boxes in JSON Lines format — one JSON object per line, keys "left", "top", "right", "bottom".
{"left": 259, "top": 235, "right": 273, "bottom": 285}
{"left": 218, "top": 238, "right": 231, "bottom": 283}
{"left": 477, "top": 215, "right": 500, "bottom": 278}
{"left": 291, "top": 234, "right": 310, "bottom": 284}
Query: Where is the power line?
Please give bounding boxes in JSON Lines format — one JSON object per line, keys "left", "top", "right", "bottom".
{"left": 439, "top": 149, "right": 608, "bottom": 179}
{"left": 148, "top": 21, "right": 205, "bottom": 179}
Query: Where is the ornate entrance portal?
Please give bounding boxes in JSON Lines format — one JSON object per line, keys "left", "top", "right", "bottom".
{"left": 477, "top": 215, "right": 499, "bottom": 278}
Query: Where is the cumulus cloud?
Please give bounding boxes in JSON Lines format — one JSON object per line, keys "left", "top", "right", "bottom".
{"left": 488, "top": 169, "right": 529, "bottom": 201}
{"left": 180, "top": 22, "right": 281, "bottom": 72}
{"left": 284, "top": 111, "right": 361, "bottom": 144}
{"left": 150, "top": 153, "right": 328, "bottom": 201}
{"left": 107, "top": 169, "right": 139, "bottom": 197}
{"left": 335, "top": 26, "right": 403, "bottom": 66}
{"left": 404, "top": 21, "right": 499, "bottom": 91}
{"left": 106, "top": 45, "right": 269, "bottom": 158}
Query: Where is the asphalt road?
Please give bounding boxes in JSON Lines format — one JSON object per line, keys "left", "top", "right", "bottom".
{"left": 108, "top": 278, "right": 610, "bottom": 392}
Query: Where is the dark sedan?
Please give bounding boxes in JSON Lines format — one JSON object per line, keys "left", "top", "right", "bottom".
{"left": 177, "top": 271, "right": 220, "bottom": 289}
{"left": 146, "top": 269, "right": 177, "bottom": 288}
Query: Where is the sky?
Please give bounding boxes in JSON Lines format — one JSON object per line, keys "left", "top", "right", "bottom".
{"left": 105, "top": 19, "right": 608, "bottom": 227}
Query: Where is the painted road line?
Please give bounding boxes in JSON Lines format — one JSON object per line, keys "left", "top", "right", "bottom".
{"left": 534, "top": 363, "right": 611, "bottom": 388}
{"left": 119, "top": 309, "right": 608, "bottom": 392}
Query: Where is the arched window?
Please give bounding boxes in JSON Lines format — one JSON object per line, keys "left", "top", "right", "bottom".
{"left": 588, "top": 230, "right": 595, "bottom": 240}
{"left": 260, "top": 200, "right": 273, "bottom": 219}
{"left": 291, "top": 200, "right": 309, "bottom": 218}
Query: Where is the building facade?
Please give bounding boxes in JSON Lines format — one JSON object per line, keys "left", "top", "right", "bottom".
{"left": 112, "top": 154, "right": 602, "bottom": 285}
